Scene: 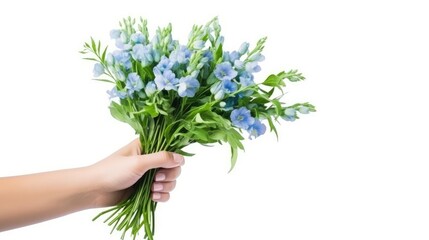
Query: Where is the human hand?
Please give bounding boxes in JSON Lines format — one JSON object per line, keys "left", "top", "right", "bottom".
{"left": 89, "top": 139, "right": 184, "bottom": 208}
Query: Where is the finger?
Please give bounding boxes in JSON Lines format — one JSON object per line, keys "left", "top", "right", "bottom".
{"left": 152, "top": 192, "right": 170, "bottom": 202}
{"left": 152, "top": 181, "right": 177, "bottom": 193}
{"left": 154, "top": 167, "right": 181, "bottom": 182}
{"left": 140, "top": 151, "right": 184, "bottom": 170}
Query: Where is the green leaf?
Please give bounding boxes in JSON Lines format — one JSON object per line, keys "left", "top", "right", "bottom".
{"left": 229, "top": 145, "right": 238, "bottom": 173}
{"left": 214, "top": 43, "right": 223, "bottom": 62}
{"left": 175, "top": 149, "right": 195, "bottom": 157}
{"left": 92, "top": 78, "right": 115, "bottom": 83}
{"left": 90, "top": 37, "right": 96, "bottom": 52}
{"left": 209, "top": 130, "right": 226, "bottom": 141}
{"left": 82, "top": 57, "right": 98, "bottom": 61}
{"left": 109, "top": 101, "right": 128, "bottom": 123}
{"left": 109, "top": 102, "right": 143, "bottom": 134}
{"left": 101, "top": 46, "right": 108, "bottom": 62}
{"left": 285, "top": 69, "right": 305, "bottom": 82}
{"left": 263, "top": 72, "right": 286, "bottom": 88}
{"left": 252, "top": 97, "right": 270, "bottom": 104}
{"left": 142, "top": 105, "right": 159, "bottom": 118}
{"left": 192, "top": 128, "right": 210, "bottom": 142}
{"left": 271, "top": 99, "right": 282, "bottom": 116}
{"left": 262, "top": 113, "right": 278, "bottom": 140}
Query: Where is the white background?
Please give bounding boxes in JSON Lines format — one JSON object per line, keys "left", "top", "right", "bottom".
{"left": 1, "top": 0, "right": 428, "bottom": 239}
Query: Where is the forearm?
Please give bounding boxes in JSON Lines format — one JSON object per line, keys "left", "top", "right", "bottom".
{"left": 0, "top": 167, "right": 97, "bottom": 231}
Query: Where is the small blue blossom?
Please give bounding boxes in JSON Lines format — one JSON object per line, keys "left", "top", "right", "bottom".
{"left": 193, "top": 40, "right": 205, "bottom": 50}
{"left": 298, "top": 106, "right": 310, "bottom": 114}
{"left": 145, "top": 81, "right": 157, "bottom": 96}
{"left": 249, "top": 53, "right": 265, "bottom": 62}
{"left": 155, "top": 56, "right": 175, "bottom": 73}
{"left": 247, "top": 119, "right": 267, "bottom": 139}
{"left": 245, "top": 62, "right": 261, "bottom": 73}
{"left": 210, "top": 80, "right": 237, "bottom": 100}
{"left": 216, "top": 36, "right": 224, "bottom": 46}
{"left": 234, "top": 60, "right": 244, "bottom": 70}
{"left": 93, "top": 63, "right": 104, "bottom": 77}
{"left": 115, "top": 39, "right": 132, "bottom": 51}
{"left": 131, "top": 32, "right": 146, "bottom": 44}
{"left": 169, "top": 45, "right": 191, "bottom": 64}
{"left": 282, "top": 108, "right": 296, "bottom": 121}
{"left": 222, "top": 80, "right": 237, "bottom": 93}
{"left": 202, "top": 50, "right": 213, "bottom": 62}
{"left": 106, "top": 53, "right": 114, "bottom": 66}
{"left": 154, "top": 70, "right": 178, "bottom": 91}
{"left": 110, "top": 29, "right": 121, "bottom": 39}
{"left": 126, "top": 73, "right": 144, "bottom": 95}
{"left": 178, "top": 76, "right": 200, "bottom": 97}
{"left": 238, "top": 42, "right": 249, "bottom": 55}
{"left": 239, "top": 72, "right": 254, "bottom": 87}
{"left": 223, "top": 51, "right": 240, "bottom": 63}
{"left": 112, "top": 50, "right": 132, "bottom": 69}
{"left": 214, "top": 62, "right": 238, "bottom": 81}
{"left": 107, "top": 87, "right": 127, "bottom": 99}
{"left": 210, "top": 82, "right": 224, "bottom": 100}
{"left": 115, "top": 70, "right": 126, "bottom": 81}
{"left": 230, "top": 107, "right": 255, "bottom": 130}
{"left": 131, "top": 44, "right": 154, "bottom": 66}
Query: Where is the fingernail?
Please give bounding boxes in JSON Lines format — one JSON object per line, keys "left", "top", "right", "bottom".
{"left": 173, "top": 153, "right": 184, "bottom": 163}
{"left": 153, "top": 183, "right": 163, "bottom": 191}
{"left": 152, "top": 193, "right": 161, "bottom": 200}
{"left": 155, "top": 173, "right": 166, "bottom": 181}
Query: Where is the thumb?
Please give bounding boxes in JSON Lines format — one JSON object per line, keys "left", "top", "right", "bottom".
{"left": 138, "top": 151, "right": 184, "bottom": 170}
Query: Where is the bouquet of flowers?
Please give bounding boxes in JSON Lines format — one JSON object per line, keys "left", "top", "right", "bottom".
{"left": 81, "top": 17, "right": 315, "bottom": 240}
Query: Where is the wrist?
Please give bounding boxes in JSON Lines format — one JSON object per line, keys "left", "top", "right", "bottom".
{"left": 71, "top": 166, "right": 101, "bottom": 210}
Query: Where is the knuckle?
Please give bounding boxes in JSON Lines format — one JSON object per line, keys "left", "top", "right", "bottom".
{"left": 158, "top": 151, "right": 173, "bottom": 161}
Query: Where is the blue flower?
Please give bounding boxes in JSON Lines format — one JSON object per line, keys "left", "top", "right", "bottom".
{"left": 234, "top": 60, "right": 244, "bottom": 70}
{"left": 112, "top": 50, "right": 132, "bottom": 69}
{"left": 155, "top": 56, "right": 175, "bottom": 73}
{"left": 239, "top": 72, "right": 254, "bottom": 87}
{"left": 223, "top": 51, "right": 240, "bottom": 63}
{"left": 282, "top": 108, "right": 296, "bottom": 121}
{"left": 238, "top": 42, "right": 249, "bottom": 55}
{"left": 193, "top": 40, "right": 205, "bottom": 50}
{"left": 93, "top": 63, "right": 104, "bottom": 77}
{"left": 247, "top": 119, "right": 266, "bottom": 139}
{"left": 230, "top": 107, "right": 255, "bottom": 130}
{"left": 214, "top": 62, "right": 238, "bottom": 81}
{"left": 110, "top": 29, "right": 121, "bottom": 39}
{"left": 210, "top": 80, "right": 237, "bottom": 100}
{"left": 298, "top": 106, "right": 310, "bottom": 114}
{"left": 125, "top": 73, "right": 144, "bottom": 95}
{"left": 115, "top": 70, "right": 126, "bottom": 81}
{"left": 145, "top": 81, "right": 157, "bottom": 96}
{"left": 131, "top": 44, "right": 154, "bottom": 66}
{"left": 106, "top": 53, "right": 115, "bottom": 66}
{"left": 107, "top": 87, "right": 127, "bottom": 99}
{"left": 249, "top": 53, "right": 265, "bottom": 62}
{"left": 154, "top": 70, "right": 178, "bottom": 91}
{"left": 178, "top": 76, "right": 200, "bottom": 97}
{"left": 169, "top": 45, "right": 191, "bottom": 64}
{"left": 245, "top": 62, "right": 261, "bottom": 73}
{"left": 202, "top": 50, "right": 213, "bottom": 62}
{"left": 131, "top": 32, "right": 146, "bottom": 44}
{"left": 223, "top": 80, "right": 237, "bottom": 93}
{"left": 115, "top": 39, "right": 132, "bottom": 51}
